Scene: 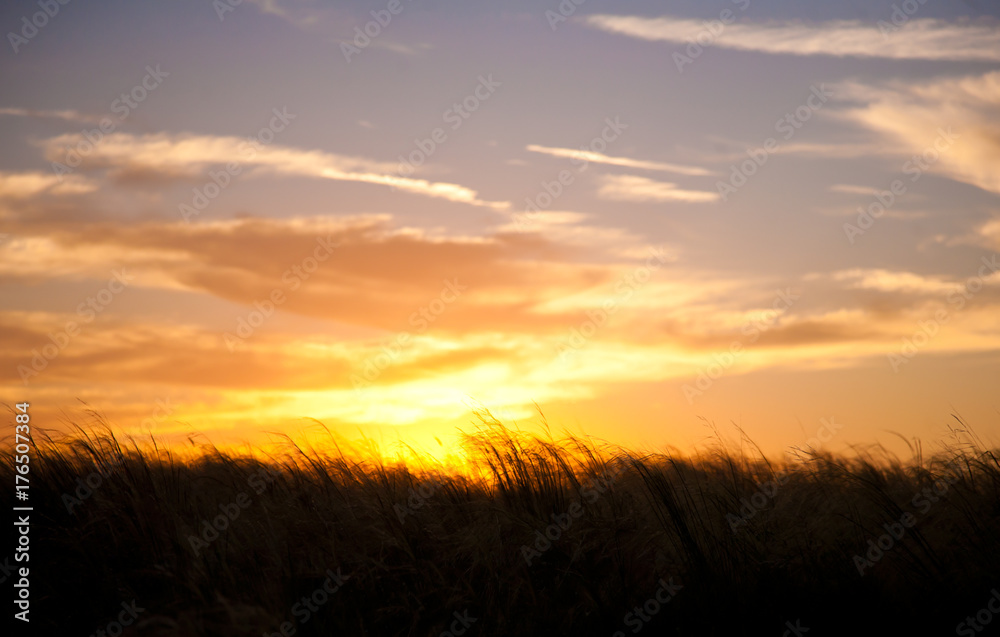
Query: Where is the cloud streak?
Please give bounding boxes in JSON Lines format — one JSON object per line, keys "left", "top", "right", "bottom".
{"left": 597, "top": 174, "right": 719, "bottom": 203}
{"left": 0, "top": 107, "right": 99, "bottom": 123}
{"left": 582, "top": 15, "right": 1000, "bottom": 62}
{"left": 38, "top": 132, "right": 509, "bottom": 209}
{"left": 0, "top": 171, "right": 98, "bottom": 200}
{"left": 526, "top": 144, "right": 713, "bottom": 176}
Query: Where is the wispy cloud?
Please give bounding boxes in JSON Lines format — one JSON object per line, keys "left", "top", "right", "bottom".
{"left": 689, "top": 137, "right": 887, "bottom": 162}
{"left": 582, "top": 15, "right": 1000, "bottom": 62}
{"left": 829, "top": 184, "right": 877, "bottom": 196}
{"left": 979, "top": 219, "right": 1000, "bottom": 250}
{"left": 837, "top": 71, "right": 1000, "bottom": 195}
{"left": 829, "top": 268, "right": 995, "bottom": 295}
{"left": 246, "top": 0, "right": 288, "bottom": 18}
{"left": 242, "top": 0, "right": 426, "bottom": 56}
{"left": 597, "top": 174, "right": 719, "bottom": 203}
{"left": 777, "top": 142, "right": 887, "bottom": 159}
{"left": 0, "top": 107, "right": 99, "bottom": 123}
{"left": 526, "top": 144, "right": 713, "bottom": 176}
{"left": 0, "top": 171, "right": 97, "bottom": 199}
{"left": 37, "top": 132, "right": 509, "bottom": 209}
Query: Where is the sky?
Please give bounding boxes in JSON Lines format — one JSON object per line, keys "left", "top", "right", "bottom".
{"left": 1, "top": 0, "right": 999, "bottom": 460}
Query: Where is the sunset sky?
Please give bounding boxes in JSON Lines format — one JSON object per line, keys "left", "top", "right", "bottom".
{"left": 2, "top": 0, "right": 999, "bottom": 459}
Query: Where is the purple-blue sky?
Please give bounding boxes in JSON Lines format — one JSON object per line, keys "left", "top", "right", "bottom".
{"left": 2, "top": 0, "right": 999, "bottom": 459}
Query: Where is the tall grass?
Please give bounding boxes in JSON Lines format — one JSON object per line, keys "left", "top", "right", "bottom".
{"left": 4, "top": 414, "right": 999, "bottom": 636}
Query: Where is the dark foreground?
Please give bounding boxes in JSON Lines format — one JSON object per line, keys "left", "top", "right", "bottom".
{"left": 5, "top": 416, "right": 1000, "bottom": 636}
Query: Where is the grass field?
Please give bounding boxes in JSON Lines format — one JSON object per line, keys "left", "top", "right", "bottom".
{"left": 6, "top": 412, "right": 1000, "bottom": 636}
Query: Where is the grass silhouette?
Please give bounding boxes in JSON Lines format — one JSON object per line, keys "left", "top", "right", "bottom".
{"left": 6, "top": 410, "right": 999, "bottom": 636}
